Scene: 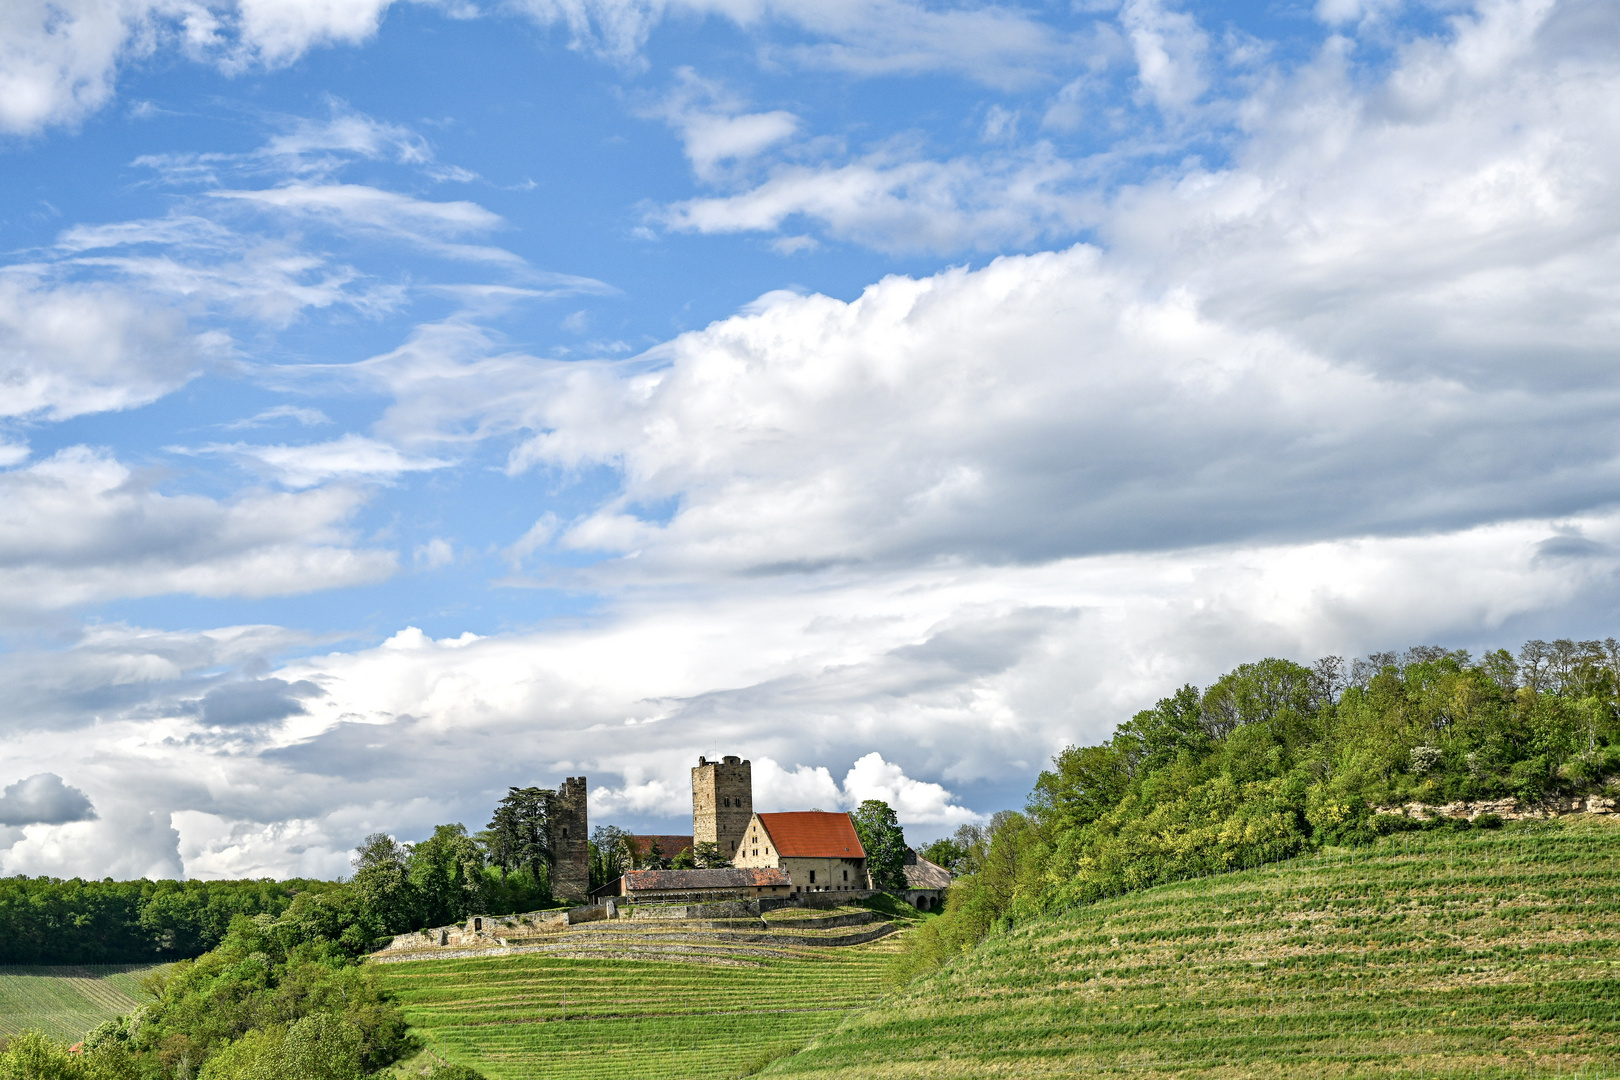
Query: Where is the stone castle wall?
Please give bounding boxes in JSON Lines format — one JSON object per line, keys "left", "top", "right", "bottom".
{"left": 692, "top": 756, "right": 752, "bottom": 860}
{"left": 547, "top": 776, "right": 590, "bottom": 903}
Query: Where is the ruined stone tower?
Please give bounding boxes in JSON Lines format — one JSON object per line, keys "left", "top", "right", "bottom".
{"left": 546, "top": 776, "right": 589, "bottom": 904}
{"left": 692, "top": 755, "right": 752, "bottom": 859}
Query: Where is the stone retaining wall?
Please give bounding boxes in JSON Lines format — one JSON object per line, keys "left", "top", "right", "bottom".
{"left": 1373, "top": 793, "right": 1618, "bottom": 822}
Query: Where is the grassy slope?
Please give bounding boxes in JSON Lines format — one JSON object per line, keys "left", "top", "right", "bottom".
{"left": 0, "top": 965, "right": 159, "bottom": 1043}
{"left": 769, "top": 816, "right": 1620, "bottom": 1079}
{"left": 372, "top": 918, "right": 911, "bottom": 1080}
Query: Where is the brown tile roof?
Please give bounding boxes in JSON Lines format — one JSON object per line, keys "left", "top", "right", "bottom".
{"left": 624, "top": 868, "right": 791, "bottom": 891}
{"left": 628, "top": 834, "right": 693, "bottom": 860}
{"left": 903, "top": 855, "right": 952, "bottom": 891}
{"left": 756, "top": 812, "right": 866, "bottom": 859}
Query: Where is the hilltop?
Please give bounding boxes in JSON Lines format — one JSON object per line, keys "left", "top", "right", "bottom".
{"left": 766, "top": 816, "right": 1620, "bottom": 1078}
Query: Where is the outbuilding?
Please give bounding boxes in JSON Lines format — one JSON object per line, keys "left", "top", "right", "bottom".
{"left": 590, "top": 867, "right": 792, "bottom": 904}
{"left": 900, "top": 847, "right": 951, "bottom": 910}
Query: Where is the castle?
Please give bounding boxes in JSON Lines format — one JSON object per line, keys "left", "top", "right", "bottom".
{"left": 553, "top": 754, "right": 949, "bottom": 908}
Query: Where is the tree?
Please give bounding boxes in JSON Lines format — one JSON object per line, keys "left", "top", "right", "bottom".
{"left": 692, "top": 841, "right": 730, "bottom": 869}
{"left": 669, "top": 847, "right": 697, "bottom": 869}
{"left": 850, "top": 800, "right": 907, "bottom": 893}
{"left": 407, "top": 824, "right": 488, "bottom": 928}
{"left": 917, "top": 837, "right": 966, "bottom": 873}
{"left": 485, "top": 787, "right": 551, "bottom": 888}
{"left": 588, "top": 826, "right": 632, "bottom": 890}
{"left": 350, "top": 834, "right": 415, "bottom": 934}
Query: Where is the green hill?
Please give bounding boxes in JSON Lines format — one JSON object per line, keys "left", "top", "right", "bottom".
{"left": 767, "top": 816, "right": 1620, "bottom": 1079}
{"left": 0, "top": 965, "right": 161, "bottom": 1044}
{"left": 370, "top": 905, "right": 915, "bottom": 1079}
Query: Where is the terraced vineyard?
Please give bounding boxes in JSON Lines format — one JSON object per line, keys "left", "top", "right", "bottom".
{"left": 769, "top": 815, "right": 1620, "bottom": 1079}
{"left": 372, "top": 906, "right": 911, "bottom": 1079}
{"left": 0, "top": 965, "right": 158, "bottom": 1044}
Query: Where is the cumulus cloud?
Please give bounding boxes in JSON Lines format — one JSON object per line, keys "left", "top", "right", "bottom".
{"left": 749, "top": 754, "right": 979, "bottom": 825}
{"left": 0, "top": 774, "right": 96, "bottom": 826}
{"left": 501, "top": 2, "right": 1620, "bottom": 576}
{"left": 0, "top": 274, "right": 220, "bottom": 420}
{"left": 0, "top": 501, "right": 1614, "bottom": 876}
{"left": 0, "top": 809, "right": 183, "bottom": 879}
{"left": 0, "top": 447, "right": 396, "bottom": 614}
{"left": 0, "top": 0, "right": 152, "bottom": 134}
{"left": 0, "top": 0, "right": 407, "bottom": 134}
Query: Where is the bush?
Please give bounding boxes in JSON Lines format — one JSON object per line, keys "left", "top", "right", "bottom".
{"left": 427, "top": 1065, "right": 488, "bottom": 1080}
{"left": 1369, "top": 813, "right": 1421, "bottom": 836}
{"left": 1473, "top": 812, "right": 1504, "bottom": 829}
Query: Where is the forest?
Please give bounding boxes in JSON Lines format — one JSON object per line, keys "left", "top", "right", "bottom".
{"left": 899, "top": 638, "right": 1620, "bottom": 982}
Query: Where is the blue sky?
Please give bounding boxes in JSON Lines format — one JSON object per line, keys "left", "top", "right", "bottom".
{"left": 2, "top": 0, "right": 1618, "bottom": 879}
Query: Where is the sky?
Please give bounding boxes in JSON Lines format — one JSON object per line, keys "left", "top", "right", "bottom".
{"left": 0, "top": 0, "right": 1617, "bottom": 880}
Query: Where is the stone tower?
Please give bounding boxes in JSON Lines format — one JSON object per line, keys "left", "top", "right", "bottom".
{"left": 692, "top": 755, "right": 752, "bottom": 860}
{"left": 546, "top": 776, "right": 589, "bottom": 904}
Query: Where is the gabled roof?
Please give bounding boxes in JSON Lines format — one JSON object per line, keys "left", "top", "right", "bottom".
{"left": 903, "top": 855, "right": 952, "bottom": 891}
{"left": 756, "top": 811, "right": 866, "bottom": 859}
{"left": 623, "top": 868, "right": 790, "bottom": 891}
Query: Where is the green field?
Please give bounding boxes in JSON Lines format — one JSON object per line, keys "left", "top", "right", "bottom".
{"left": 767, "top": 815, "right": 1620, "bottom": 1079}
{"left": 372, "top": 917, "right": 909, "bottom": 1080}
{"left": 0, "top": 965, "right": 159, "bottom": 1044}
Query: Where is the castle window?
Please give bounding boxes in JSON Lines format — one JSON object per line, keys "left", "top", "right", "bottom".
{"left": 723, "top": 797, "right": 730, "bottom": 807}
{"left": 809, "top": 870, "right": 816, "bottom": 883}
{"left": 843, "top": 870, "right": 848, "bottom": 881}
{"left": 562, "top": 828, "right": 568, "bottom": 839}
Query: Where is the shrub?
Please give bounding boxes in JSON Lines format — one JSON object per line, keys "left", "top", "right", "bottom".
{"left": 1369, "top": 814, "right": 1421, "bottom": 836}
{"left": 1473, "top": 812, "right": 1504, "bottom": 829}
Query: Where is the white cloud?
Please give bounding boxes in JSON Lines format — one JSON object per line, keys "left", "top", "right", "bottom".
{"left": 0, "top": 774, "right": 97, "bottom": 826}
{"left": 0, "top": 501, "right": 1613, "bottom": 875}
{"left": 1120, "top": 0, "right": 1209, "bottom": 112}
{"left": 840, "top": 752, "right": 980, "bottom": 825}
{"left": 646, "top": 68, "right": 799, "bottom": 182}
{"left": 0, "top": 447, "right": 397, "bottom": 614}
{"left": 750, "top": 759, "right": 843, "bottom": 811}
{"left": 232, "top": 0, "right": 397, "bottom": 66}
{"left": 0, "top": 1, "right": 405, "bottom": 135}
{"left": 224, "top": 404, "right": 332, "bottom": 429}
{"left": 0, "top": 0, "right": 150, "bottom": 134}
{"left": 749, "top": 754, "right": 978, "bottom": 824}
{"left": 210, "top": 184, "right": 521, "bottom": 263}
{"left": 190, "top": 433, "right": 454, "bottom": 488}
{"left": 0, "top": 274, "right": 220, "bottom": 420}
{"left": 655, "top": 145, "right": 1092, "bottom": 252}
{"left": 0, "top": 808, "right": 183, "bottom": 879}
{"left": 414, "top": 537, "right": 454, "bottom": 567}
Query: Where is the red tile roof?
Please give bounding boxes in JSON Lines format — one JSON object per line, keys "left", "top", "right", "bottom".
{"left": 756, "top": 812, "right": 866, "bottom": 859}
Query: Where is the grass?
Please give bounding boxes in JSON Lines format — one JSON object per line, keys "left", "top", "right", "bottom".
{"left": 765, "top": 815, "right": 1620, "bottom": 1079}
{"left": 371, "top": 921, "right": 911, "bottom": 1079}
{"left": 0, "top": 965, "right": 160, "bottom": 1044}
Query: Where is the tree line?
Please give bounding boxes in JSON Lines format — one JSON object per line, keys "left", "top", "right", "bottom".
{"left": 896, "top": 639, "right": 1620, "bottom": 983}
